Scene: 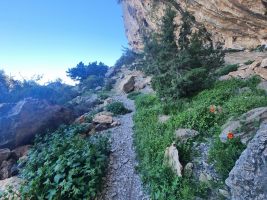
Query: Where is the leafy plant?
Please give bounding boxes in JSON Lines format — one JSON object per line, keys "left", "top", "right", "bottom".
{"left": 215, "top": 64, "right": 239, "bottom": 76}
{"left": 106, "top": 102, "right": 131, "bottom": 115}
{"left": 244, "top": 60, "right": 254, "bottom": 65}
{"left": 208, "top": 138, "right": 245, "bottom": 180}
{"left": 66, "top": 61, "right": 108, "bottom": 82}
{"left": 133, "top": 77, "right": 267, "bottom": 199}
{"left": 127, "top": 91, "right": 142, "bottom": 100}
{"left": 142, "top": 8, "right": 224, "bottom": 100}
{"left": 13, "top": 125, "right": 110, "bottom": 200}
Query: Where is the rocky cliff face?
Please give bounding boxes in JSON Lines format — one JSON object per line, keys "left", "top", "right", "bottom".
{"left": 122, "top": 0, "right": 267, "bottom": 50}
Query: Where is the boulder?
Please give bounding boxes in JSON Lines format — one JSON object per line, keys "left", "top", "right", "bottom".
{"left": 225, "top": 122, "right": 267, "bottom": 200}
{"left": 92, "top": 112, "right": 120, "bottom": 132}
{"left": 104, "top": 98, "right": 113, "bottom": 106}
{"left": 0, "top": 98, "right": 74, "bottom": 149}
{"left": 220, "top": 107, "right": 267, "bottom": 144}
{"left": 260, "top": 58, "right": 267, "bottom": 68}
{"left": 0, "top": 149, "right": 11, "bottom": 165}
{"left": 0, "top": 159, "right": 16, "bottom": 180}
{"left": 0, "top": 176, "right": 22, "bottom": 198}
{"left": 67, "top": 94, "right": 99, "bottom": 116}
{"left": 254, "top": 67, "right": 267, "bottom": 80}
{"left": 11, "top": 145, "right": 32, "bottom": 158}
{"left": 121, "top": 76, "right": 135, "bottom": 93}
{"left": 247, "top": 58, "right": 262, "bottom": 70}
{"left": 164, "top": 143, "right": 183, "bottom": 177}
{"left": 93, "top": 112, "right": 113, "bottom": 124}
{"left": 184, "top": 162, "right": 193, "bottom": 177}
{"left": 175, "top": 129, "right": 200, "bottom": 143}
{"left": 257, "top": 81, "right": 267, "bottom": 94}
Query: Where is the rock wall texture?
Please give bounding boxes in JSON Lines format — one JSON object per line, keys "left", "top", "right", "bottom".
{"left": 225, "top": 121, "right": 267, "bottom": 200}
{"left": 122, "top": 0, "right": 267, "bottom": 50}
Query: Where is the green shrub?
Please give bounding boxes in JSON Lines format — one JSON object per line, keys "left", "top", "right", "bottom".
{"left": 142, "top": 8, "right": 224, "bottom": 100}
{"left": 244, "top": 60, "right": 254, "bottom": 65}
{"left": 14, "top": 125, "right": 109, "bottom": 200}
{"left": 133, "top": 77, "right": 267, "bottom": 199}
{"left": 215, "top": 64, "right": 239, "bottom": 76}
{"left": 98, "top": 92, "right": 109, "bottom": 100}
{"left": 127, "top": 91, "right": 142, "bottom": 100}
{"left": 106, "top": 102, "right": 131, "bottom": 115}
{"left": 208, "top": 138, "right": 246, "bottom": 180}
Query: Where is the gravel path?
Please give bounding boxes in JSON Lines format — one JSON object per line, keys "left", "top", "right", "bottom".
{"left": 100, "top": 95, "right": 147, "bottom": 200}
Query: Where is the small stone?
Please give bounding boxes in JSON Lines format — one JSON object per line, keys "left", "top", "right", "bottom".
{"left": 184, "top": 163, "right": 193, "bottom": 177}
{"left": 219, "top": 189, "right": 230, "bottom": 198}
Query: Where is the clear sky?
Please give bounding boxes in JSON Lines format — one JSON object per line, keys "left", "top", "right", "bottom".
{"left": 0, "top": 0, "right": 128, "bottom": 84}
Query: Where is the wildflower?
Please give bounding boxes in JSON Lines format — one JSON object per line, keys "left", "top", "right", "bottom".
{"left": 227, "top": 132, "right": 234, "bottom": 139}
{"left": 209, "top": 105, "right": 216, "bottom": 113}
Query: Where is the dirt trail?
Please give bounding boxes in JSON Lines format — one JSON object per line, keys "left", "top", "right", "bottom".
{"left": 100, "top": 95, "right": 148, "bottom": 200}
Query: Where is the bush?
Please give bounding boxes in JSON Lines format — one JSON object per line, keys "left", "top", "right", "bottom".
{"left": 114, "top": 47, "right": 141, "bottom": 69}
{"left": 208, "top": 138, "right": 245, "bottom": 180}
{"left": 244, "top": 60, "right": 254, "bottom": 65}
{"left": 66, "top": 62, "right": 108, "bottom": 82}
{"left": 127, "top": 91, "right": 142, "bottom": 100}
{"left": 14, "top": 125, "right": 110, "bottom": 200}
{"left": 133, "top": 77, "right": 267, "bottom": 199}
{"left": 0, "top": 72, "right": 78, "bottom": 105}
{"left": 106, "top": 102, "right": 131, "bottom": 115}
{"left": 215, "top": 64, "right": 239, "bottom": 76}
{"left": 142, "top": 9, "right": 224, "bottom": 100}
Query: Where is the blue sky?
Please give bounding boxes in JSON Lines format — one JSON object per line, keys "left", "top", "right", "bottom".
{"left": 0, "top": 0, "right": 128, "bottom": 84}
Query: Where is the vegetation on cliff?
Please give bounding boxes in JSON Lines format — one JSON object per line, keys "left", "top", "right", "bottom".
{"left": 142, "top": 8, "right": 224, "bottom": 100}
{"left": 0, "top": 125, "right": 110, "bottom": 199}
{"left": 133, "top": 77, "right": 267, "bottom": 199}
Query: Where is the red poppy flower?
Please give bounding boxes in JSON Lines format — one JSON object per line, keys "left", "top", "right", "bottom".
{"left": 209, "top": 105, "right": 216, "bottom": 113}
{"left": 227, "top": 132, "right": 234, "bottom": 139}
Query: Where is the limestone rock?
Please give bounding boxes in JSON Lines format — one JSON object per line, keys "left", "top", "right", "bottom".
{"left": 220, "top": 107, "right": 267, "bottom": 144}
{"left": 260, "top": 58, "right": 267, "bottom": 68}
{"left": 158, "top": 115, "right": 170, "bottom": 123}
{"left": 104, "top": 98, "right": 113, "bottom": 106}
{"left": 0, "top": 176, "right": 22, "bottom": 198}
{"left": 175, "top": 129, "right": 200, "bottom": 143}
{"left": 257, "top": 81, "right": 267, "bottom": 93}
{"left": 0, "top": 149, "right": 11, "bottom": 165}
{"left": 122, "top": 0, "right": 267, "bottom": 50}
{"left": 254, "top": 67, "right": 267, "bottom": 80}
{"left": 164, "top": 143, "right": 183, "bottom": 177}
{"left": 0, "top": 98, "right": 74, "bottom": 149}
{"left": 11, "top": 145, "right": 31, "bottom": 159}
{"left": 184, "top": 162, "right": 193, "bottom": 177}
{"left": 121, "top": 76, "right": 135, "bottom": 93}
{"left": 93, "top": 114, "right": 113, "bottom": 124}
{"left": 0, "top": 159, "right": 16, "bottom": 180}
{"left": 67, "top": 94, "right": 99, "bottom": 116}
{"left": 248, "top": 58, "right": 262, "bottom": 70}
{"left": 225, "top": 122, "right": 267, "bottom": 200}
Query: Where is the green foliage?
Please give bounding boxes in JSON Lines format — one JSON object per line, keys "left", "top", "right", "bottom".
{"left": 66, "top": 61, "right": 109, "bottom": 91}
{"left": 17, "top": 125, "right": 110, "bottom": 200}
{"left": 0, "top": 71, "right": 78, "bottom": 104}
{"left": 98, "top": 92, "right": 109, "bottom": 100}
{"left": 115, "top": 47, "right": 141, "bottom": 69}
{"left": 208, "top": 138, "right": 245, "bottom": 180}
{"left": 106, "top": 102, "right": 131, "bottom": 115}
{"left": 82, "top": 75, "right": 105, "bottom": 90}
{"left": 244, "top": 60, "right": 254, "bottom": 65}
{"left": 133, "top": 77, "right": 267, "bottom": 199}
{"left": 127, "top": 91, "right": 142, "bottom": 100}
{"left": 142, "top": 8, "right": 224, "bottom": 100}
{"left": 215, "top": 64, "right": 239, "bottom": 76}
{"left": 104, "top": 79, "right": 116, "bottom": 91}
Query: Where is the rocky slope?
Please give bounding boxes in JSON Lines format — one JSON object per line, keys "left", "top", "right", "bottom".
{"left": 122, "top": 0, "right": 267, "bottom": 50}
